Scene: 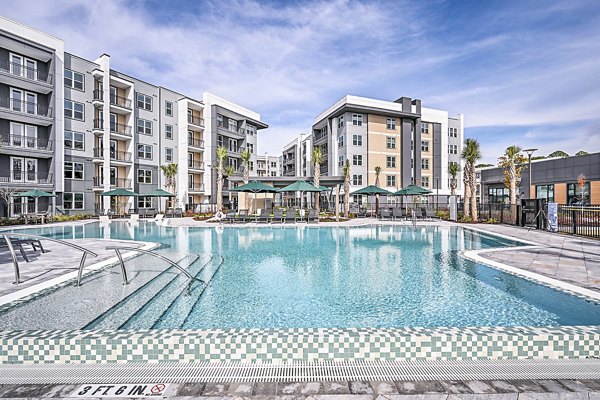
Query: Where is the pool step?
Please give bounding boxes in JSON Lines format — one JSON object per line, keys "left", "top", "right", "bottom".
{"left": 84, "top": 254, "right": 202, "bottom": 330}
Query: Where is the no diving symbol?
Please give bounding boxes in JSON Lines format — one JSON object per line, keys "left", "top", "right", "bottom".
{"left": 150, "top": 384, "right": 165, "bottom": 394}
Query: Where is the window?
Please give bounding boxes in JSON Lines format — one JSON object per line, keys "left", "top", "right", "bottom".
{"left": 386, "top": 156, "right": 396, "bottom": 168}
{"left": 386, "top": 175, "right": 396, "bottom": 187}
{"left": 352, "top": 134, "right": 362, "bottom": 146}
{"left": 352, "top": 174, "right": 363, "bottom": 186}
{"left": 338, "top": 115, "right": 344, "bottom": 128}
{"left": 421, "top": 176, "right": 430, "bottom": 188}
{"left": 137, "top": 118, "right": 152, "bottom": 135}
{"left": 248, "top": 143, "right": 254, "bottom": 153}
{"left": 136, "top": 93, "right": 152, "bottom": 111}
{"left": 448, "top": 127, "right": 458, "bottom": 137}
{"left": 448, "top": 144, "right": 458, "bottom": 154}
{"left": 165, "top": 124, "right": 173, "bottom": 139}
{"left": 421, "top": 122, "right": 429, "bottom": 134}
{"left": 64, "top": 69, "right": 84, "bottom": 90}
{"left": 352, "top": 154, "right": 363, "bottom": 166}
{"left": 411, "top": 159, "right": 414, "bottom": 169}
{"left": 271, "top": 161, "right": 277, "bottom": 168}
{"left": 536, "top": 184, "right": 554, "bottom": 203}
{"left": 567, "top": 182, "right": 590, "bottom": 205}
{"left": 138, "top": 196, "right": 152, "bottom": 208}
{"left": 338, "top": 155, "right": 344, "bottom": 167}
{"left": 137, "top": 169, "right": 152, "bottom": 184}
{"left": 271, "top": 171, "right": 277, "bottom": 177}
{"left": 247, "top": 124, "right": 256, "bottom": 135}
{"left": 448, "top": 161, "right": 458, "bottom": 168}
{"left": 411, "top": 140, "right": 414, "bottom": 151}
{"left": 64, "top": 131, "right": 84, "bottom": 150}
{"left": 338, "top": 135, "right": 344, "bottom": 147}
{"left": 228, "top": 118, "right": 238, "bottom": 132}
{"left": 63, "top": 193, "right": 84, "bottom": 210}
{"left": 421, "top": 141, "right": 429, "bottom": 152}
{"left": 352, "top": 114, "right": 363, "bottom": 126}
{"left": 137, "top": 144, "right": 152, "bottom": 160}
{"left": 165, "top": 147, "right": 173, "bottom": 162}
{"left": 249, "top": 161, "right": 254, "bottom": 171}
{"left": 165, "top": 101, "right": 173, "bottom": 116}
{"left": 488, "top": 187, "right": 509, "bottom": 204}
{"left": 386, "top": 137, "right": 396, "bottom": 149}
{"left": 64, "top": 161, "right": 84, "bottom": 179}
{"left": 421, "top": 159, "right": 429, "bottom": 170}
{"left": 64, "top": 100, "right": 84, "bottom": 120}
{"left": 386, "top": 118, "right": 396, "bottom": 130}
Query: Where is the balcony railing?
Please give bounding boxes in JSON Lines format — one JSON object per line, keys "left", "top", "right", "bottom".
{"left": 93, "top": 147, "right": 133, "bottom": 162}
{"left": 188, "top": 183, "right": 205, "bottom": 192}
{"left": 110, "top": 94, "right": 132, "bottom": 109}
{"left": 188, "top": 160, "right": 205, "bottom": 170}
{"left": 0, "top": 134, "right": 52, "bottom": 151}
{"left": 0, "top": 97, "right": 52, "bottom": 117}
{"left": 0, "top": 59, "right": 52, "bottom": 84}
{"left": 94, "top": 177, "right": 132, "bottom": 188}
{"left": 217, "top": 121, "right": 245, "bottom": 136}
{"left": 111, "top": 122, "right": 132, "bottom": 136}
{"left": 188, "top": 137, "right": 204, "bottom": 148}
{"left": 187, "top": 115, "right": 205, "bottom": 127}
{"left": 0, "top": 171, "right": 53, "bottom": 184}
{"left": 313, "top": 130, "right": 328, "bottom": 142}
{"left": 93, "top": 90, "right": 103, "bottom": 101}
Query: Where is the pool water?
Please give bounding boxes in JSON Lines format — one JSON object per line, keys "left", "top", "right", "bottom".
{"left": 4, "top": 222, "right": 600, "bottom": 329}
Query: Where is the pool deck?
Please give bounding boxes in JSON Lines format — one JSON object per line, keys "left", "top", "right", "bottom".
{"left": 1, "top": 378, "right": 599, "bottom": 399}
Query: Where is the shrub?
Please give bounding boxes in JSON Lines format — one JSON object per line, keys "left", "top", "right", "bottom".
{"left": 436, "top": 210, "right": 450, "bottom": 220}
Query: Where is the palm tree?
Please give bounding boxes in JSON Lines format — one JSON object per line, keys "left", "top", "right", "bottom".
{"left": 343, "top": 159, "right": 350, "bottom": 218}
{"left": 216, "top": 146, "right": 228, "bottom": 212}
{"left": 498, "top": 145, "right": 526, "bottom": 205}
{"left": 448, "top": 163, "right": 462, "bottom": 196}
{"left": 461, "top": 138, "right": 482, "bottom": 221}
{"left": 241, "top": 149, "right": 251, "bottom": 209}
{"left": 224, "top": 165, "right": 235, "bottom": 209}
{"left": 160, "top": 163, "right": 178, "bottom": 209}
{"left": 312, "top": 147, "right": 324, "bottom": 212}
{"left": 374, "top": 166, "right": 382, "bottom": 213}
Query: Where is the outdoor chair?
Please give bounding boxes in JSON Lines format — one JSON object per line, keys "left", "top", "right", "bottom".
{"left": 413, "top": 208, "right": 424, "bottom": 219}
{"left": 392, "top": 208, "right": 403, "bottom": 221}
{"left": 357, "top": 207, "right": 367, "bottom": 218}
{"left": 223, "top": 211, "right": 236, "bottom": 223}
{"left": 129, "top": 214, "right": 139, "bottom": 224}
{"left": 138, "top": 209, "right": 147, "bottom": 218}
{"left": 272, "top": 209, "right": 284, "bottom": 223}
{"left": 0, "top": 237, "right": 46, "bottom": 262}
{"left": 424, "top": 208, "right": 436, "bottom": 220}
{"left": 235, "top": 209, "right": 250, "bottom": 223}
{"left": 379, "top": 208, "right": 392, "bottom": 220}
{"left": 99, "top": 215, "right": 111, "bottom": 225}
{"left": 307, "top": 208, "right": 319, "bottom": 223}
{"left": 256, "top": 210, "right": 270, "bottom": 223}
{"left": 284, "top": 209, "right": 297, "bottom": 223}
{"left": 174, "top": 208, "right": 184, "bottom": 218}
{"left": 165, "top": 209, "right": 175, "bottom": 218}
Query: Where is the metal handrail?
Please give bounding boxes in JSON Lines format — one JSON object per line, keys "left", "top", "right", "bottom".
{"left": 105, "top": 246, "right": 200, "bottom": 285}
{"left": 1, "top": 233, "right": 98, "bottom": 285}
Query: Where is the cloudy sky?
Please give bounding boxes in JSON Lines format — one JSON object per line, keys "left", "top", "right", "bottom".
{"left": 5, "top": 0, "right": 600, "bottom": 163}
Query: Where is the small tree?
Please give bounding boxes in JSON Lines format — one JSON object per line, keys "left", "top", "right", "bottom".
{"left": 224, "top": 165, "right": 235, "bottom": 209}
{"left": 374, "top": 166, "right": 382, "bottom": 212}
{"left": 577, "top": 173, "right": 587, "bottom": 207}
{"left": 548, "top": 150, "right": 569, "bottom": 158}
{"left": 216, "top": 146, "right": 228, "bottom": 212}
{"left": 498, "top": 146, "right": 526, "bottom": 205}
{"left": 576, "top": 151, "right": 589, "bottom": 156}
{"left": 160, "top": 163, "right": 178, "bottom": 208}
{"left": 312, "top": 147, "right": 324, "bottom": 213}
{"left": 241, "top": 149, "right": 252, "bottom": 209}
{"left": 343, "top": 160, "right": 350, "bottom": 218}
{"left": 461, "top": 138, "right": 482, "bottom": 221}
{"left": 0, "top": 187, "right": 17, "bottom": 218}
{"left": 448, "top": 163, "right": 462, "bottom": 196}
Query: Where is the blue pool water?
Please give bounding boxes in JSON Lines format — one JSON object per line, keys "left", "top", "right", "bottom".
{"left": 6, "top": 222, "right": 600, "bottom": 329}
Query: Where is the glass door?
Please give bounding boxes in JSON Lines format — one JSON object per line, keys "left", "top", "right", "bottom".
{"left": 109, "top": 140, "right": 117, "bottom": 160}
{"left": 9, "top": 54, "right": 22, "bottom": 76}
{"left": 25, "top": 159, "right": 37, "bottom": 183}
{"left": 10, "top": 122, "right": 23, "bottom": 147}
{"left": 26, "top": 92, "right": 36, "bottom": 114}
{"left": 110, "top": 167, "right": 117, "bottom": 186}
{"left": 25, "top": 125, "right": 37, "bottom": 149}
{"left": 109, "top": 86, "right": 117, "bottom": 104}
{"left": 110, "top": 113, "right": 117, "bottom": 132}
{"left": 10, "top": 89, "right": 22, "bottom": 112}
{"left": 11, "top": 157, "right": 23, "bottom": 182}
{"left": 25, "top": 59, "right": 36, "bottom": 80}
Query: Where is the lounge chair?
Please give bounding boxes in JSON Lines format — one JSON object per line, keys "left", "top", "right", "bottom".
{"left": 379, "top": 208, "right": 392, "bottom": 220}
{"left": 307, "top": 208, "right": 319, "bottom": 223}
{"left": 0, "top": 237, "right": 45, "bottom": 262}
{"left": 174, "top": 208, "right": 184, "bottom": 218}
{"left": 235, "top": 209, "right": 250, "bottom": 223}
{"left": 165, "top": 209, "right": 174, "bottom": 218}
{"left": 129, "top": 214, "right": 139, "bottom": 224}
{"left": 284, "top": 209, "right": 297, "bottom": 223}
{"left": 357, "top": 207, "right": 367, "bottom": 218}
{"left": 424, "top": 208, "right": 436, "bottom": 221}
{"left": 392, "top": 208, "right": 403, "bottom": 221}
{"left": 222, "top": 211, "right": 235, "bottom": 223}
{"left": 99, "top": 215, "right": 111, "bottom": 225}
{"left": 154, "top": 214, "right": 164, "bottom": 224}
{"left": 272, "top": 209, "right": 284, "bottom": 223}
{"left": 256, "top": 209, "right": 270, "bottom": 223}
{"left": 413, "top": 208, "right": 424, "bottom": 219}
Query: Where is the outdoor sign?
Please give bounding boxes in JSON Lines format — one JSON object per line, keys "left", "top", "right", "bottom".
{"left": 548, "top": 202, "right": 558, "bottom": 232}
{"left": 72, "top": 384, "right": 171, "bottom": 397}
{"left": 449, "top": 195, "right": 457, "bottom": 221}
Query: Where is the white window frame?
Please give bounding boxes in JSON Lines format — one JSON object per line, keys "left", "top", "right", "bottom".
{"left": 352, "top": 134, "right": 362, "bottom": 146}
{"left": 63, "top": 192, "right": 84, "bottom": 210}
{"left": 386, "top": 175, "right": 396, "bottom": 187}
{"left": 136, "top": 118, "right": 152, "bottom": 135}
{"left": 9, "top": 52, "right": 38, "bottom": 81}
{"left": 386, "top": 156, "right": 396, "bottom": 168}
{"left": 421, "top": 176, "right": 430, "bottom": 188}
{"left": 64, "top": 99, "right": 84, "bottom": 120}
{"left": 137, "top": 144, "right": 153, "bottom": 160}
{"left": 352, "top": 174, "right": 363, "bottom": 186}
{"left": 422, "top": 158, "right": 429, "bottom": 170}
{"left": 10, "top": 156, "right": 38, "bottom": 183}
{"left": 165, "top": 147, "right": 173, "bottom": 162}
{"left": 64, "top": 130, "right": 84, "bottom": 150}
{"left": 352, "top": 154, "right": 362, "bottom": 166}
{"left": 165, "top": 124, "right": 173, "bottom": 139}
{"left": 338, "top": 155, "right": 344, "bottom": 167}
{"left": 136, "top": 93, "right": 152, "bottom": 111}
{"left": 386, "top": 118, "right": 396, "bottom": 130}
{"left": 338, "top": 135, "right": 344, "bottom": 147}
{"left": 137, "top": 169, "right": 152, "bottom": 184}
{"left": 138, "top": 196, "right": 152, "bottom": 209}
{"left": 338, "top": 115, "right": 344, "bottom": 128}
{"left": 352, "top": 114, "right": 363, "bottom": 126}
{"left": 64, "top": 161, "right": 84, "bottom": 180}
{"left": 165, "top": 100, "right": 173, "bottom": 116}
{"left": 422, "top": 141, "right": 430, "bottom": 152}
{"left": 386, "top": 137, "right": 396, "bottom": 149}
{"left": 64, "top": 69, "right": 84, "bottom": 90}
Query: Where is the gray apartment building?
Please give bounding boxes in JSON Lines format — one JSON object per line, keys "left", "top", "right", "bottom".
{"left": 281, "top": 134, "right": 311, "bottom": 178}
{"left": 0, "top": 17, "right": 268, "bottom": 217}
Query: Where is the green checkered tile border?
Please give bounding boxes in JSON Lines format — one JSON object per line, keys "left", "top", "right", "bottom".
{"left": 1, "top": 326, "right": 599, "bottom": 364}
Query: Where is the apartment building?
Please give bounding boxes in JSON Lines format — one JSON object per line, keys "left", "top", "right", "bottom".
{"left": 281, "top": 134, "right": 311, "bottom": 177}
{"left": 311, "top": 95, "right": 463, "bottom": 201}
{"left": 255, "top": 154, "right": 280, "bottom": 178}
{"left": 0, "top": 17, "right": 267, "bottom": 216}
{"left": 0, "top": 17, "right": 63, "bottom": 217}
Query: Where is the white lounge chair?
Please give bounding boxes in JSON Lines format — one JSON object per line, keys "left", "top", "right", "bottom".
{"left": 99, "top": 215, "right": 110, "bottom": 225}
{"left": 129, "top": 214, "right": 139, "bottom": 223}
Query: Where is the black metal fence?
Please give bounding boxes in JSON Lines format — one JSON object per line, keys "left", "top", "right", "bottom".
{"left": 556, "top": 205, "right": 600, "bottom": 238}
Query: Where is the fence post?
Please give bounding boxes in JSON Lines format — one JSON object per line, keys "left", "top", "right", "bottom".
{"left": 572, "top": 209, "right": 577, "bottom": 235}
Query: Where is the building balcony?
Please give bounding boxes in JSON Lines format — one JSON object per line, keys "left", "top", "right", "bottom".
{"left": 188, "top": 137, "right": 205, "bottom": 149}
{"left": 188, "top": 115, "right": 204, "bottom": 127}
{"left": 284, "top": 156, "right": 295, "bottom": 165}
{"left": 0, "top": 97, "right": 52, "bottom": 118}
{"left": 109, "top": 94, "right": 132, "bottom": 110}
{"left": 313, "top": 131, "right": 328, "bottom": 143}
{"left": 0, "top": 171, "right": 53, "bottom": 185}
{"left": 111, "top": 122, "right": 132, "bottom": 137}
{"left": 0, "top": 59, "right": 53, "bottom": 93}
{"left": 217, "top": 121, "right": 246, "bottom": 137}
{"left": 188, "top": 160, "right": 205, "bottom": 171}
{"left": 0, "top": 134, "right": 53, "bottom": 153}
{"left": 93, "top": 147, "right": 133, "bottom": 163}
{"left": 93, "top": 177, "right": 132, "bottom": 188}
{"left": 92, "top": 89, "right": 103, "bottom": 105}
{"left": 188, "top": 183, "right": 205, "bottom": 192}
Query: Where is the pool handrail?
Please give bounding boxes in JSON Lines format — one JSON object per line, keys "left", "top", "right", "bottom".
{"left": 105, "top": 246, "right": 199, "bottom": 285}
{"left": 1, "top": 232, "right": 98, "bottom": 285}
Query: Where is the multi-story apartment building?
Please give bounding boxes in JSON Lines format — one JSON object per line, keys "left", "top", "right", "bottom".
{"left": 281, "top": 134, "right": 312, "bottom": 177}
{"left": 0, "top": 17, "right": 267, "bottom": 216}
{"left": 255, "top": 154, "right": 279, "bottom": 178}
{"left": 311, "top": 95, "right": 463, "bottom": 202}
{"left": 0, "top": 17, "right": 64, "bottom": 217}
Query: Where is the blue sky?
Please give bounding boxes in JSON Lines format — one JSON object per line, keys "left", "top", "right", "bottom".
{"left": 5, "top": 0, "right": 600, "bottom": 163}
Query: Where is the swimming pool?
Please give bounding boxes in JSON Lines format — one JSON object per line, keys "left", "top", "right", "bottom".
{"left": 1, "top": 222, "right": 600, "bottom": 330}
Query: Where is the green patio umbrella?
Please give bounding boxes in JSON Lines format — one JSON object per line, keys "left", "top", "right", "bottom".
{"left": 278, "top": 180, "right": 322, "bottom": 209}
{"left": 350, "top": 185, "right": 392, "bottom": 195}
{"left": 13, "top": 189, "right": 57, "bottom": 198}
{"left": 232, "top": 181, "right": 278, "bottom": 212}
{"left": 393, "top": 184, "right": 432, "bottom": 209}
{"left": 142, "top": 188, "right": 175, "bottom": 213}
{"left": 100, "top": 188, "right": 138, "bottom": 215}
